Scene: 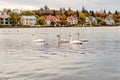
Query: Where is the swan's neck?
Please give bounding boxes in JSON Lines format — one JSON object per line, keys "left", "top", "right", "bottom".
{"left": 57, "top": 36, "right": 60, "bottom": 42}
{"left": 33, "top": 36, "right": 36, "bottom": 41}
{"left": 78, "top": 34, "right": 80, "bottom": 40}
{"left": 70, "top": 36, "right": 73, "bottom": 42}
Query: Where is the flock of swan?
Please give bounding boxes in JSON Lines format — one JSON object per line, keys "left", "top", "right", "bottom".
{"left": 1, "top": 30, "right": 88, "bottom": 45}
{"left": 32, "top": 32, "right": 88, "bottom": 45}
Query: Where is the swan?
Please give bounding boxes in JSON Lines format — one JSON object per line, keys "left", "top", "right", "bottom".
{"left": 57, "top": 34, "right": 69, "bottom": 43}
{"left": 77, "top": 32, "right": 89, "bottom": 42}
{"left": 32, "top": 34, "right": 45, "bottom": 43}
{"left": 69, "top": 34, "right": 82, "bottom": 44}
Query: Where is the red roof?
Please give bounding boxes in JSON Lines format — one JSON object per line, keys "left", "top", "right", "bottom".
{"left": 46, "top": 15, "right": 60, "bottom": 21}
{"left": 55, "top": 15, "right": 60, "bottom": 19}
{"left": 0, "top": 14, "right": 10, "bottom": 18}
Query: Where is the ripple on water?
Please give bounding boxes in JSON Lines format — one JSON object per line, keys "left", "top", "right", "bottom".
{"left": 0, "top": 28, "right": 120, "bottom": 80}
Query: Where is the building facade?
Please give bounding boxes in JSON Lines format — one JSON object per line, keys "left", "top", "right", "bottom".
{"left": 67, "top": 16, "right": 78, "bottom": 25}
{"left": 0, "top": 11, "right": 11, "bottom": 26}
{"left": 86, "top": 16, "right": 97, "bottom": 26}
{"left": 21, "top": 16, "right": 36, "bottom": 26}
{"left": 105, "top": 17, "right": 115, "bottom": 25}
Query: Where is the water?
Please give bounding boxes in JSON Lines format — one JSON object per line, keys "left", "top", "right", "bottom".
{"left": 0, "top": 27, "right": 120, "bottom": 80}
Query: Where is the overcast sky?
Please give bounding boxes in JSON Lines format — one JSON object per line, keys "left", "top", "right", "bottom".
{"left": 0, "top": 0, "right": 120, "bottom": 12}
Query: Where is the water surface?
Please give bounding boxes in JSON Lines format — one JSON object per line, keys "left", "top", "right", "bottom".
{"left": 0, "top": 27, "right": 120, "bottom": 80}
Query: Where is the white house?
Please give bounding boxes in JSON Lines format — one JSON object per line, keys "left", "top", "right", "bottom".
{"left": 21, "top": 16, "right": 36, "bottom": 26}
{"left": 105, "top": 17, "right": 115, "bottom": 25}
{"left": 0, "top": 11, "right": 11, "bottom": 26}
{"left": 67, "top": 16, "right": 78, "bottom": 25}
{"left": 86, "top": 16, "right": 97, "bottom": 26}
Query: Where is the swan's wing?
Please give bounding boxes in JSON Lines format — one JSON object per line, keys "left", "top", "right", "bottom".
{"left": 60, "top": 39, "right": 69, "bottom": 43}
{"left": 70, "top": 40, "right": 82, "bottom": 44}
{"left": 33, "top": 39, "right": 45, "bottom": 42}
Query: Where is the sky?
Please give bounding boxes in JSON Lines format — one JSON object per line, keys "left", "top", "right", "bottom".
{"left": 0, "top": 0, "right": 120, "bottom": 12}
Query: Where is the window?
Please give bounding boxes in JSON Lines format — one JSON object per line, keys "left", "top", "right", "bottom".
{"left": 5, "top": 22, "right": 8, "bottom": 24}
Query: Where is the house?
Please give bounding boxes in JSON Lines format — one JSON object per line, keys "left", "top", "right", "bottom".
{"left": 105, "top": 17, "right": 115, "bottom": 25}
{"left": 0, "top": 11, "right": 11, "bottom": 26}
{"left": 21, "top": 16, "right": 36, "bottom": 26}
{"left": 45, "top": 15, "right": 60, "bottom": 26}
{"left": 67, "top": 16, "right": 78, "bottom": 25}
{"left": 86, "top": 16, "right": 97, "bottom": 26}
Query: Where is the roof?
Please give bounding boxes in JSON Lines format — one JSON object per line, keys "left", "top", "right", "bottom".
{"left": 21, "top": 16, "right": 36, "bottom": 19}
{"left": 88, "top": 16, "right": 96, "bottom": 21}
{"left": 0, "top": 11, "right": 10, "bottom": 18}
{"left": 0, "top": 15, "right": 10, "bottom": 18}
{"left": 67, "top": 16, "right": 78, "bottom": 21}
{"left": 105, "top": 17, "right": 115, "bottom": 22}
{"left": 46, "top": 15, "right": 59, "bottom": 21}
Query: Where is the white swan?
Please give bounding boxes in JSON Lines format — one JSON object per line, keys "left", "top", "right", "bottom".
{"left": 57, "top": 34, "right": 69, "bottom": 43}
{"left": 69, "top": 34, "right": 82, "bottom": 44}
{"left": 32, "top": 34, "right": 45, "bottom": 43}
{"left": 77, "top": 32, "right": 89, "bottom": 42}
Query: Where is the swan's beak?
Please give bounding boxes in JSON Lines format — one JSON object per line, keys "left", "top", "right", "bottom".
{"left": 77, "top": 32, "right": 79, "bottom": 34}
{"left": 57, "top": 35, "right": 60, "bottom": 37}
{"left": 69, "top": 34, "right": 72, "bottom": 36}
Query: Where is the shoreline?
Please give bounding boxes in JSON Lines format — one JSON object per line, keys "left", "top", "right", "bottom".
{"left": 0, "top": 25, "right": 120, "bottom": 28}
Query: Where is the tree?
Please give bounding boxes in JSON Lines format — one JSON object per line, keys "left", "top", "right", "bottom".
{"left": 76, "top": 10, "right": 79, "bottom": 17}
{"left": 91, "top": 10, "right": 95, "bottom": 16}
{"left": 60, "top": 8, "right": 62, "bottom": 11}
{"left": 0, "top": 19, "right": 2, "bottom": 26}
{"left": 59, "top": 15, "right": 67, "bottom": 26}
{"left": 96, "top": 17, "right": 106, "bottom": 25}
{"left": 37, "top": 16, "right": 45, "bottom": 25}
{"left": 21, "top": 10, "right": 35, "bottom": 16}
{"left": 10, "top": 12, "right": 20, "bottom": 26}
{"left": 64, "top": 11, "right": 69, "bottom": 17}
{"left": 40, "top": 7, "right": 44, "bottom": 11}
{"left": 82, "top": 6, "right": 87, "bottom": 13}
{"left": 51, "top": 21, "right": 55, "bottom": 26}
{"left": 108, "top": 11, "right": 112, "bottom": 14}
{"left": 59, "top": 8, "right": 63, "bottom": 15}
{"left": 79, "top": 12, "right": 87, "bottom": 26}
{"left": 60, "top": 15, "right": 66, "bottom": 20}
{"left": 68, "top": 7, "right": 71, "bottom": 11}
{"left": 60, "top": 20, "right": 67, "bottom": 26}
{"left": 115, "top": 10, "right": 118, "bottom": 15}
{"left": 3, "top": 8, "right": 11, "bottom": 14}
{"left": 63, "top": 7, "right": 65, "bottom": 11}
{"left": 44, "top": 5, "right": 49, "bottom": 10}
{"left": 53, "top": 10, "right": 56, "bottom": 16}
{"left": 31, "top": 11, "right": 36, "bottom": 15}
{"left": 104, "top": 9, "right": 106, "bottom": 14}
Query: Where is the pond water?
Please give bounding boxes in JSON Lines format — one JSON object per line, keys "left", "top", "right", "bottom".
{"left": 0, "top": 27, "right": 120, "bottom": 80}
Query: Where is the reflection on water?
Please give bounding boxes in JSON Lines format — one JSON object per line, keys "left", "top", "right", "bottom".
{"left": 0, "top": 27, "right": 120, "bottom": 80}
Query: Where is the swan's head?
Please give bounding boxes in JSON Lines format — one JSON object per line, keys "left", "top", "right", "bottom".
{"left": 32, "top": 34, "right": 35, "bottom": 36}
{"left": 69, "top": 34, "right": 72, "bottom": 37}
{"left": 57, "top": 34, "right": 60, "bottom": 37}
{"left": 77, "top": 32, "right": 79, "bottom": 35}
